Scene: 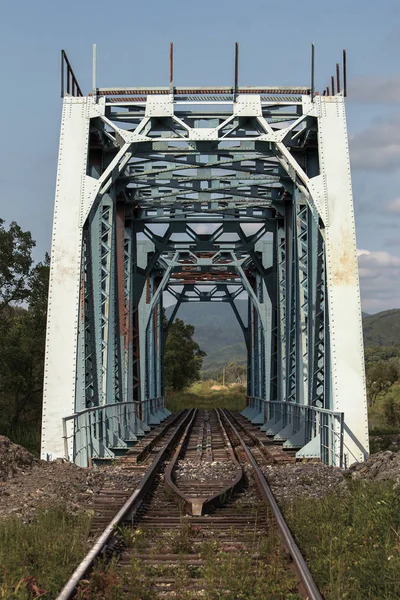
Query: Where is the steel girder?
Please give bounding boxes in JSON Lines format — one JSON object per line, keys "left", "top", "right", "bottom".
{"left": 41, "top": 91, "right": 369, "bottom": 467}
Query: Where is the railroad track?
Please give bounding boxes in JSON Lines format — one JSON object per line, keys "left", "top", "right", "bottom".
{"left": 57, "top": 408, "right": 322, "bottom": 600}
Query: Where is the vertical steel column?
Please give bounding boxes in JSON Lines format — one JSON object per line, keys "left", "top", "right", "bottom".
{"left": 295, "top": 199, "right": 309, "bottom": 406}
{"left": 155, "top": 292, "right": 163, "bottom": 407}
{"left": 312, "top": 229, "right": 327, "bottom": 409}
{"left": 131, "top": 223, "right": 142, "bottom": 418}
{"left": 76, "top": 227, "right": 99, "bottom": 411}
{"left": 249, "top": 297, "right": 256, "bottom": 400}
{"left": 105, "top": 197, "right": 120, "bottom": 405}
{"left": 256, "top": 273, "right": 264, "bottom": 406}
{"left": 41, "top": 97, "right": 91, "bottom": 460}
{"left": 277, "top": 222, "right": 287, "bottom": 405}
{"left": 91, "top": 196, "right": 114, "bottom": 406}
{"left": 147, "top": 274, "right": 155, "bottom": 416}
{"left": 286, "top": 200, "right": 296, "bottom": 407}
{"left": 246, "top": 296, "right": 252, "bottom": 401}
{"left": 268, "top": 236, "right": 279, "bottom": 408}
{"left": 116, "top": 202, "right": 126, "bottom": 402}
{"left": 259, "top": 240, "right": 274, "bottom": 417}
{"left": 76, "top": 251, "right": 86, "bottom": 412}
{"left": 307, "top": 212, "right": 318, "bottom": 406}
{"left": 314, "top": 95, "right": 369, "bottom": 463}
{"left": 123, "top": 224, "right": 133, "bottom": 404}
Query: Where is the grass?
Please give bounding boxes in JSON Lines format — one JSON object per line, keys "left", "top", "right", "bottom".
{"left": 2, "top": 379, "right": 399, "bottom": 598}
{"left": 2, "top": 482, "right": 399, "bottom": 599}
{"left": 282, "top": 480, "right": 400, "bottom": 600}
{"left": 167, "top": 380, "right": 246, "bottom": 413}
{"left": 197, "top": 542, "right": 301, "bottom": 599}
{"left": 0, "top": 507, "right": 91, "bottom": 599}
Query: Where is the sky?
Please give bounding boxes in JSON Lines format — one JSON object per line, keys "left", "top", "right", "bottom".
{"left": 1, "top": 0, "right": 400, "bottom": 313}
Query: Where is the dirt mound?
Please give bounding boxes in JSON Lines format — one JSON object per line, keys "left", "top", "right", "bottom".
{"left": 0, "top": 436, "right": 146, "bottom": 522}
{"left": 0, "top": 436, "right": 38, "bottom": 481}
{"left": 262, "top": 462, "right": 346, "bottom": 500}
{"left": 347, "top": 451, "right": 400, "bottom": 485}
{"left": 263, "top": 452, "right": 400, "bottom": 501}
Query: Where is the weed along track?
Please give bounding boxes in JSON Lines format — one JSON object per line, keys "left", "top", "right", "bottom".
{"left": 57, "top": 409, "right": 322, "bottom": 600}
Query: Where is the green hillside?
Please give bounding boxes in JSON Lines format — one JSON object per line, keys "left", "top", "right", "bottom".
{"left": 166, "top": 303, "right": 400, "bottom": 375}
{"left": 165, "top": 301, "right": 247, "bottom": 376}
{"left": 363, "top": 309, "right": 400, "bottom": 347}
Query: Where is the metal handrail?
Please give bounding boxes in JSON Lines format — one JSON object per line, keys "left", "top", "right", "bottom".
{"left": 247, "top": 396, "right": 343, "bottom": 418}
{"left": 61, "top": 50, "right": 83, "bottom": 97}
{"left": 62, "top": 398, "right": 165, "bottom": 463}
{"left": 246, "top": 396, "right": 345, "bottom": 467}
{"left": 62, "top": 398, "right": 163, "bottom": 422}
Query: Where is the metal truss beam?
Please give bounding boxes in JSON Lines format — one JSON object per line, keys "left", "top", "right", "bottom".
{"left": 42, "top": 85, "right": 368, "bottom": 469}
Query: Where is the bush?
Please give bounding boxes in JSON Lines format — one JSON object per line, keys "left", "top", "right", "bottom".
{"left": 383, "top": 385, "right": 400, "bottom": 428}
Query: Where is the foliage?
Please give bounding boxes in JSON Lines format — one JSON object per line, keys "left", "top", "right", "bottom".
{"left": 0, "top": 507, "right": 91, "bottom": 599}
{"left": 164, "top": 318, "right": 206, "bottom": 391}
{"left": 363, "top": 309, "right": 400, "bottom": 348}
{"left": 364, "top": 345, "right": 400, "bottom": 363}
{"left": 369, "top": 434, "right": 400, "bottom": 454}
{"left": 383, "top": 385, "right": 400, "bottom": 428}
{"left": 165, "top": 301, "right": 247, "bottom": 377}
{"left": 0, "top": 424, "right": 41, "bottom": 456}
{"left": 0, "top": 221, "right": 49, "bottom": 447}
{"left": 0, "top": 219, "right": 36, "bottom": 314}
{"left": 283, "top": 480, "right": 400, "bottom": 600}
{"left": 216, "top": 362, "right": 247, "bottom": 385}
{"left": 365, "top": 360, "right": 399, "bottom": 407}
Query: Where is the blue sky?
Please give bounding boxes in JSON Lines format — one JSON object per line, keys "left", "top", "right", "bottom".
{"left": 1, "top": 0, "right": 400, "bottom": 312}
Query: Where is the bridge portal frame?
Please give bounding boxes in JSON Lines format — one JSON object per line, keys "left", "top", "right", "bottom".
{"left": 41, "top": 84, "right": 369, "bottom": 468}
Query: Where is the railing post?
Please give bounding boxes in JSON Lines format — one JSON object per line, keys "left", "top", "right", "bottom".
{"left": 339, "top": 413, "right": 344, "bottom": 468}
{"left": 62, "top": 418, "right": 68, "bottom": 460}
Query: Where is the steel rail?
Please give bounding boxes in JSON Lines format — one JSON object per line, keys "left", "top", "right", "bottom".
{"left": 129, "top": 410, "right": 186, "bottom": 464}
{"left": 165, "top": 408, "right": 243, "bottom": 516}
{"left": 219, "top": 409, "right": 323, "bottom": 600}
{"left": 56, "top": 408, "right": 195, "bottom": 600}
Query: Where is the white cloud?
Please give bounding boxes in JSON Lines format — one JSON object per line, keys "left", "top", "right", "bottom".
{"left": 349, "top": 113, "right": 400, "bottom": 171}
{"left": 349, "top": 74, "right": 400, "bottom": 105}
{"left": 385, "top": 197, "right": 400, "bottom": 213}
{"left": 357, "top": 249, "right": 400, "bottom": 312}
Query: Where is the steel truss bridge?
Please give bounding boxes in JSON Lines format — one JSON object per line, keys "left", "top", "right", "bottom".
{"left": 41, "top": 47, "right": 369, "bottom": 468}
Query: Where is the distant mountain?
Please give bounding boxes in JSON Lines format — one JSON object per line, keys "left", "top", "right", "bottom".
{"left": 165, "top": 301, "right": 247, "bottom": 376}
{"left": 363, "top": 309, "right": 400, "bottom": 347}
{"left": 166, "top": 303, "right": 400, "bottom": 375}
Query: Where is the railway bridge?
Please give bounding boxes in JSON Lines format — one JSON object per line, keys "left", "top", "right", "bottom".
{"left": 41, "top": 46, "right": 369, "bottom": 469}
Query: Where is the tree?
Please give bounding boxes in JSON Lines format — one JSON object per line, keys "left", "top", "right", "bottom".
{"left": 0, "top": 247, "right": 50, "bottom": 433}
{"left": 29, "top": 253, "right": 50, "bottom": 319}
{"left": 364, "top": 346, "right": 400, "bottom": 363}
{"left": 365, "top": 360, "right": 399, "bottom": 407}
{"left": 0, "top": 219, "right": 35, "bottom": 314}
{"left": 164, "top": 319, "right": 206, "bottom": 391}
{"left": 219, "top": 362, "right": 247, "bottom": 385}
{"left": 383, "top": 385, "right": 400, "bottom": 427}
